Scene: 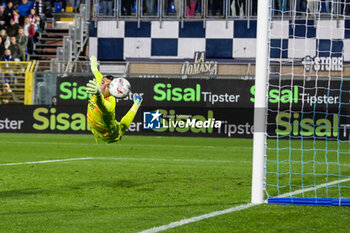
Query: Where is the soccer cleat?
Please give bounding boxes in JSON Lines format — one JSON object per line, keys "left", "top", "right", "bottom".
{"left": 133, "top": 94, "right": 143, "bottom": 107}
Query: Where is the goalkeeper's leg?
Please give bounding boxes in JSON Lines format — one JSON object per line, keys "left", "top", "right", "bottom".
{"left": 120, "top": 95, "right": 143, "bottom": 134}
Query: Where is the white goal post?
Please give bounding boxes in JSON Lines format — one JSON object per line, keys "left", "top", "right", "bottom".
{"left": 252, "top": 0, "right": 350, "bottom": 206}
{"left": 251, "top": 0, "right": 269, "bottom": 204}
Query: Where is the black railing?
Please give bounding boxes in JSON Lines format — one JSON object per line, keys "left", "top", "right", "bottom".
{"left": 91, "top": 0, "right": 256, "bottom": 21}
{"left": 90, "top": 0, "right": 350, "bottom": 22}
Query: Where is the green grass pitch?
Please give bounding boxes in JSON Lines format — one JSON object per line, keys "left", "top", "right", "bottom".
{"left": 0, "top": 133, "right": 349, "bottom": 233}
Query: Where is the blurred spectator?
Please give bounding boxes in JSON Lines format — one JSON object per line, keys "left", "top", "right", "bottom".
{"left": 307, "top": 0, "right": 319, "bottom": 19}
{"left": 234, "top": 0, "right": 245, "bottom": 17}
{"left": 8, "top": 36, "right": 23, "bottom": 60}
{"left": 4, "top": 2, "right": 14, "bottom": 27}
{"left": 34, "top": 0, "right": 44, "bottom": 16}
{"left": 174, "top": 0, "right": 180, "bottom": 14}
{"left": 23, "top": 17, "right": 34, "bottom": 53}
{"left": 29, "top": 8, "right": 40, "bottom": 32}
{"left": 0, "top": 36, "right": 5, "bottom": 55}
{"left": 1, "top": 49, "right": 13, "bottom": 61}
{"left": 344, "top": 0, "right": 350, "bottom": 15}
{"left": 0, "top": 29, "right": 10, "bottom": 48}
{"left": 252, "top": 0, "right": 257, "bottom": 15}
{"left": 122, "top": 0, "right": 132, "bottom": 15}
{"left": 102, "top": 0, "right": 113, "bottom": 16}
{"left": 34, "top": 0, "right": 51, "bottom": 31}
{"left": 210, "top": 0, "right": 223, "bottom": 16}
{"left": 145, "top": 0, "right": 155, "bottom": 15}
{"left": 0, "top": 6, "right": 6, "bottom": 30}
{"left": 0, "top": 83, "right": 18, "bottom": 104}
{"left": 165, "top": 0, "right": 179, "bottom": 15}
{"left": 297, "top": 0, "right": 307, "bottom": 12}
{"left": 23, "top": 17, "right": 35, "bottom": 37}
{"left": 326, "top": 0, "right": 335, "bottom": 14}
{"left": 23, "top": 17, "right": 30, "bottom": 36}
{"left": 51, "top": 0, "right": 66, "bottom": 13}
{"left": 16, "top": 28, "right": 27, "bottom": 60}
{"left": 17, "top": 0, "right": 33, "bottom": 17}
{"left": 186, "top": 0, "right": 197, "bottom": 17}
{"left": 1, "top": 49, "right": 15, "bottom": 84}
{"left": 11, "top": 0, "right": 21, "bottom": 9}
{"left": 51, "top": 0, "right": 62, "bottom": 13}
{"left": 51, "top": 95, "right": 57, "bottom": 106}
{"left": 231, "top": 0, "right": 235, "bottom": 16}
{"left": 72, "top": 0, "right": 80, "bottom": 12}
{"left": 13, "top": 9, "right": 20, "bottom": 24}
{"left": 7, "top": 19, "right": 19, "bottom": 37}
{"left": 4, "top": 2, "right": 14, "bottom": 17}
{"left": 275, "top": 0, "right": 288, "bottom": 13}
{"left": 59, "top": 1, "right": 65, "bottom": 12}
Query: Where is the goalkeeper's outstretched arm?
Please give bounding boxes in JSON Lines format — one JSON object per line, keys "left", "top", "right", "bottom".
{"left": 90, "top": 56, "right": 103, "bottom": 84}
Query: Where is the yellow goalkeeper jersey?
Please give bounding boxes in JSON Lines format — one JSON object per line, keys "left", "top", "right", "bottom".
{"left": 87, "top": 71, "right": 120, "bottom": 142}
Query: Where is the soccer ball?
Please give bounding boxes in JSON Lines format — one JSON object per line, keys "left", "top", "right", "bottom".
{"left": 109, "top": 77, "right": 131, "bottom": 99}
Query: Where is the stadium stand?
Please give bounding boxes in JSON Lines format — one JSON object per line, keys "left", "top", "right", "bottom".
{"left": 1, "top": 0, "right": 350, "bottom": 105}
{"left": 0, "top": 0, "right": 84, "bottom": 104}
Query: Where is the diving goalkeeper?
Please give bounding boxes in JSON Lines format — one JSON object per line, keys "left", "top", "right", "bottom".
{"left": 86, "top": 56, "right": 142, "bottom": 143}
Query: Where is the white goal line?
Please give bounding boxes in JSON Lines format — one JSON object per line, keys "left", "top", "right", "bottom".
{"left": 0, "top": 157, "right": 94, "bottom": 166}
{"left": 278, "top": 177, "right": 350, "bottom": 198}
{"left": 0, "top": 157, "right": 246, "bottom": 166}
{"left": 1, "top": 157, "right": 349, "bottom": 233}
{"left": 138, "top": 203, "right": 257, "bottom": 233}
{"left": 137, "top": 177, "right": 350, "bottom": 233}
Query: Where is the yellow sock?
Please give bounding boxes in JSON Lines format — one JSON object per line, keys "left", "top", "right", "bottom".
{"left": 120, "top": 103, "right": 139, "bottom": 133}
{"left": 130, "top": 102, "right": 140, "bottom": 113}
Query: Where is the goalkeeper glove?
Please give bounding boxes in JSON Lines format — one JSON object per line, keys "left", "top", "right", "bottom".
{"left": 86, "top": 80, "right": 100, "bottom": 95}
{"left": 90, "top": 56, "right": 98, "bottom": 73}
{"left": 133, "top": 94, "right": 143, "bottom": 107}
